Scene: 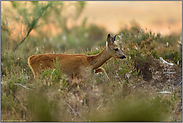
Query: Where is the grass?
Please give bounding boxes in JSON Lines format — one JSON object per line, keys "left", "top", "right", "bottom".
{"left": 1, "top": 22, "right": 182, "bottom": 122}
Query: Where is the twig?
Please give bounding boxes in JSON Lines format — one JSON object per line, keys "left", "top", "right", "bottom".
{"left": 65, "top": 102, "right": 86, "bottom": 121}
{"left": 13, "top": 2, "right": 52, "bottom": 51}
{"left": 14, "top": 83, "right": 33, "bottom": 90}
{"left": 11, "top": 106, "right": 21, "bottom": 120}
{"left": 163, "top": 72, "right": 176, "bottom": 74}
{"left": 174, "top": 76, "right": 182, "bottom": 86}
{"left": 66, "top": 103, "right": 78, "bottom": 116}
{"left": 97, "top": 105, "right": 101, "bottom": 110}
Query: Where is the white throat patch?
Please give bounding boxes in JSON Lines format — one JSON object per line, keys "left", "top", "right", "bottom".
{"left": 106, "top": 41, "right": 108, "bottom": 47}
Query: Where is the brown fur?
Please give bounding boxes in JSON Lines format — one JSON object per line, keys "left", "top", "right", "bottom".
{"left": 28, "top": 34, "right": 126, "bottom": 84}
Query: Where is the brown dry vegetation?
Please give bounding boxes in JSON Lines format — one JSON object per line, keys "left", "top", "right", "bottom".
{"left": 1, "top": 1, "right": 182, "bottom": 122}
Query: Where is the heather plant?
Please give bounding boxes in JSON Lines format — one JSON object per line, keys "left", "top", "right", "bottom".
{"left": 1, "top": 2, "right": 182, "bottom": 121}
{"left": 1, "top": 32, "right": 182, "bottom": 122}
{"left": 116, "top": 24, "right": 182, "bottom": 81}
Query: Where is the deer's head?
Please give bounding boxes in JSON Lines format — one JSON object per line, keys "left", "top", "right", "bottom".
{"left": 106, "top": 34, "right": 126, "bottom": 59}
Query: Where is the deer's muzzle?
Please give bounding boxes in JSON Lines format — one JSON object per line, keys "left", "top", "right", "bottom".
{"left": 120, "top": 55, "right": 126, "bottom": 59}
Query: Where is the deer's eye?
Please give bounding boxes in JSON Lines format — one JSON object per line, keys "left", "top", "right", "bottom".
{"left": 114, "top": 48, "right": 119, "bottom": 51}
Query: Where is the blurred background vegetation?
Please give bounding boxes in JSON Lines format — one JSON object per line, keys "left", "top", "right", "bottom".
{"left": 1, "top": 1, "right": 182, "bottom": 122}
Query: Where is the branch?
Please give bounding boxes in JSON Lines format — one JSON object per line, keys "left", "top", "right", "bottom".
{"left": 66, "top": 102, "right": 78, "bottom": 116}
{"left": 13, "top": 2, "right": 52, "bottom": 51}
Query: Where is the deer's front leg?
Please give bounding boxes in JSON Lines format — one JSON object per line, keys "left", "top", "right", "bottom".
{"left": 95, "top": 67, "right": 111, "bottom": 82}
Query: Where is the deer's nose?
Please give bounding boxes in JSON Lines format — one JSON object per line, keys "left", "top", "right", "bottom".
{"left": 120, "top": 55, "right": 126, "bottom": 59}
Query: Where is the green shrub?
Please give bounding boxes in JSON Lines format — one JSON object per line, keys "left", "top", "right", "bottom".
{"left": 86, "top": 92, "right": 173, "bottom": 122}
{"left": 41, "top": 58, "right": 67, "bottom": 84}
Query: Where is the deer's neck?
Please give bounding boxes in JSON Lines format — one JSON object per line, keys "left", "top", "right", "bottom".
{"left": 87, "top": 47, "right": 111, "bottom": 70}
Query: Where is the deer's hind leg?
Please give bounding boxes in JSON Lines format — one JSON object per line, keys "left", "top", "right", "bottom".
{"left": 95, "top": 67, "right": 111, "bottom": 82}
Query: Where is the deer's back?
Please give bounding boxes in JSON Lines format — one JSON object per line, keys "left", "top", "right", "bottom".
{"left": 28, "top": 53, "right": 91, "bottom": 77}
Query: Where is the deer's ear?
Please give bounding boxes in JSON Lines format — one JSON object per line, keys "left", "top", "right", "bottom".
{"left": 107, "top": 33, "right": 114, "bottom": 44}
{"left": 107, "top": 34, "right": 111, "bottom": 41}
{"left": 113, "top": 34, "right": 117, "bottom": 41}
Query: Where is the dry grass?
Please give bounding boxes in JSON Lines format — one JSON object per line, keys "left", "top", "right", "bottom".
{"left": 1, "top": 2, "right": 182, "bottom": 121}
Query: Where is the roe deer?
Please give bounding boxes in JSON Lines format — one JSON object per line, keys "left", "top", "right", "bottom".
{"left": 28, "top": 34, "right": 126, "bottom": 84}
